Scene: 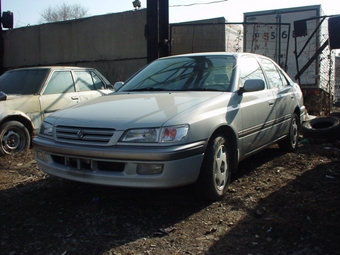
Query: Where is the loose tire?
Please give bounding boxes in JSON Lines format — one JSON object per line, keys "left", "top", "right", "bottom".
{"left": 301, "top": 116, "right": 340, "bottom": 140}
{"left": 195, "top": 134, "right": 231, "bottom": 201}
{"left": 278, "top": 113, "right": 299, "bottom": 152}
{"left": 0, "top": 121, "right": 30, "bottom": 155}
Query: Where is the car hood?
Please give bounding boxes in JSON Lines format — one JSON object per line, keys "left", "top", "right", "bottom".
{"left": 0, "top": 94, "right": 25, "bottom": 101}
{"left": 49, "top": 92, "right": 224, "bottom": 129}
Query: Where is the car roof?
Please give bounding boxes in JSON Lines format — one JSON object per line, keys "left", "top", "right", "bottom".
{"left": 7, "top": 66, "right": 96, "bottom": 72}
{"left": 158, "top": 52, "right": 267, "bottom": 60}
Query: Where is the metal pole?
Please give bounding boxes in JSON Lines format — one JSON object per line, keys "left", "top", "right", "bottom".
{"left": 0, "top": 0, "right": 4, "bottom": 74}
{"left": 146, "top": 0, "right": 169, "bottom": 63}
{"left": 146, "top": 0, "right": 159, "bottom": 63}
{"left": 159, "top": 0, "right": 169, "bottom": 58}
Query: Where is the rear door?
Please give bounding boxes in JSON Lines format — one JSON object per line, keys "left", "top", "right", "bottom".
{"left": 258, "top": 57, "right": 296, "bottom": 139}
{"left": 74, "top": 70, "right": 113, "bottom": 102}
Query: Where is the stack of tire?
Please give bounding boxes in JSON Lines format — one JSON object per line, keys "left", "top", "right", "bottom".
{"left": 301, "top": 115, "right": 340, "bottom": 141}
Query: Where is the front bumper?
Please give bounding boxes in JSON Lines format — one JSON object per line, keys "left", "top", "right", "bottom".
{"left": 33, "top": 137, "right": 207, "bottom": 188}
{"left": 300, "top": 105, "right": 308, "bottom": 122}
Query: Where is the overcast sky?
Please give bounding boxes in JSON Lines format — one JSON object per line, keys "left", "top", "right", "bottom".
{"left": 2, "top": 0, "right": 340, "bottom": 28}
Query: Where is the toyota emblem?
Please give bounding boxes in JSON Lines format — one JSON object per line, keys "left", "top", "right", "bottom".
{"left": 77, "top": 130, "right": 85, "bottom": 139}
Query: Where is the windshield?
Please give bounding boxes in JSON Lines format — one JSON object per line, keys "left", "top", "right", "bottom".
{"left": 0, "top": 69, "right": 49, "bottom": 95}
{"left": 120, "top": 55, "right": 236, "bottom": 92}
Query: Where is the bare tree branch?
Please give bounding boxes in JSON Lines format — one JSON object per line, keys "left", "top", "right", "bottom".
{"left": 40, "top": 3, "right": 89, "bottom": 23}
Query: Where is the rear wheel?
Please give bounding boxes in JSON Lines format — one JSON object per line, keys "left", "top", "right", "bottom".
{"left": 195, "top": 134, "right": 231, "bottom": 201}
{"left": 0, "top": 121, "right": 30, "bottom": 155}
{"left": 278, "top": 113, "right": 299, "bottom": 152}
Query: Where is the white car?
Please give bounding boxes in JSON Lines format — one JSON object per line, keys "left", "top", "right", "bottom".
{"left": 33, "top": 53, "right": 306, "bottom": 200}
{"left": 0, "top": 66, "right": 113, "bottom": 155}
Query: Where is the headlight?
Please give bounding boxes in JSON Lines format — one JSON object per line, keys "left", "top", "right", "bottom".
{"left": 39, "top": 121, "right": 54, "bottom": 137}
{"left": 121, "top": 125, "right": 189, "bottom": 143}
{"left": 160, "top": 125, "right": 189, "bottom": 142}
{"left": 121, "top": 128, "right": 159, "bottom": 142}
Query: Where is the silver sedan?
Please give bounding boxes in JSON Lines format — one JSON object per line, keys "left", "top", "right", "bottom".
{"left": 33, "top": 52, "right": 306, "bottom": 201}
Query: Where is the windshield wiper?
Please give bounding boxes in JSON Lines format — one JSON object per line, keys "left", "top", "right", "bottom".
{"left": 189, "top": 88, "right": 222, "bottom": 91}
{"left": 124, "top": 87, "right": 167, "bottom": 92}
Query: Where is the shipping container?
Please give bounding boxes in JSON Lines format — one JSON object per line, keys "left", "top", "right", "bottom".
{"left": 243, "top": 5, "right": 334, "bottom": 114}
{"left": 335, "top": 56, "right": 340, "bottom": 105}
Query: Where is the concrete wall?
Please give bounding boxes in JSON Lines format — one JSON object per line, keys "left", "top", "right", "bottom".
{"left": 170, "top": 17, "right": 243, "bottom": 56}
{"left": 2, "top": 9, "right": 148, "bottom": 83}
{"left": 171, "top": 24, "right": 226, "bottom": 54}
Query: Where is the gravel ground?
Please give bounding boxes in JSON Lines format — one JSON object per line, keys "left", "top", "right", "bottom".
{"left": 1, "top": 141, "right": 340, "bottom": 255}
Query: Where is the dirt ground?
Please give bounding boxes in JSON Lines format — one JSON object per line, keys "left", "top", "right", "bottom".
{"left": 1, "top": 138, "right": 340, "bottom": 255}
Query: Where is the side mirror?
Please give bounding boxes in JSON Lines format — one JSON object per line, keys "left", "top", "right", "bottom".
{"left": 113, "top": 81, "right": 124, "bottom": 91}
{"left": 238, "top": 79, "right": 265, "bottom": 95}
{"left": 107, "top": 84, "right": 114, "bottom": 90}
{"left": 0, "top": 91, "right": 7, "bottom": 101}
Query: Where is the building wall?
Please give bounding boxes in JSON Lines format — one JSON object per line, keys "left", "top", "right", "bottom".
{"left": 3, "top": 12, "right": 245, "bottom": 83}
{"left": 2, "top": 10, "right": 148, "bottom": 83}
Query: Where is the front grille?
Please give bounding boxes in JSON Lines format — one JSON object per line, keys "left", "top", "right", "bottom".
{"left": 56, "top": 126, "right": 115, "bottom": 144}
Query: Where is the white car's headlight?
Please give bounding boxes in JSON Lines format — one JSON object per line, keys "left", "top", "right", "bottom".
{"left": 121, "top": 125, "right": 189, "bottom": 143}
{"left": 39, "top": 121, "right": 54, "bottom": 137}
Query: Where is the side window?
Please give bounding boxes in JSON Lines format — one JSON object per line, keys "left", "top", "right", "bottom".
{"left": 239, "top": 56, "right": 266, "bottom": 88}
{"left": 91, "top": 72, "right": 106, "bottom": 89}
{"left": 278, "top": 69, "right": 290, "bottom": 87}
{"left": 74, "top": 71, "right": 94, "bottom": 91}
{"left": 43, "top": 71, "right": 75, "bottom": 95}
{"left": 260, "top": 58, "right": 284, "bottom": 89}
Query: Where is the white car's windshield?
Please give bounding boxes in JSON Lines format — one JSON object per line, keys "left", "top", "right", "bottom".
{"left": 120, "top": 55, "right": 236, "bottom": 92}
{"left": 0, "top": 69, "right": 48, "bottom": 95}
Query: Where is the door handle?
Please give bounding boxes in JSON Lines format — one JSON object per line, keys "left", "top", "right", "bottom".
{"left": 268, "top": 100, "right": 274, "bottom": 106}
{"left": 71, "top": 96, "right": 79, "bottom": 101}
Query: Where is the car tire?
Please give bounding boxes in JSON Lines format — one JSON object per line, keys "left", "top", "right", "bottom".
{"left": 278, "top": 113, "right": 299, "bottom": 152}
{"left": 195, "top": 134, "right": 231, "bottom": 201}
{"left": 0, "top": 121, "right": 30, "bottom": 155}
{"left": 301, "top": 116, "right": 340, "bottom": 140}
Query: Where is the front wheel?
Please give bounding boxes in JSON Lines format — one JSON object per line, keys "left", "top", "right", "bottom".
{"left": 195, "top": 134, "right": 231, "bottom": 201}
{"left": 0, "top": 121, "right": 31, "bottom": 155}
{"left": 278, "top": 113, "right": 299, "bottom": 152}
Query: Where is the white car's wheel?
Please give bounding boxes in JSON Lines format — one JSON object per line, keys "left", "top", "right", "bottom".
{"left": 0, "top": 121, "right": 30, "bottom": 155}
{"left": 196, "top": 134, "right": 231, "bottom": 201}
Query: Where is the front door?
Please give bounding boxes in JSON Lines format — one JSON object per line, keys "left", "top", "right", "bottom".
{"left": 39, "top": 71, "right": 79, "bottom": 120}
{"left": 237, "top": 56, "right": 275, "bottom": 156}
